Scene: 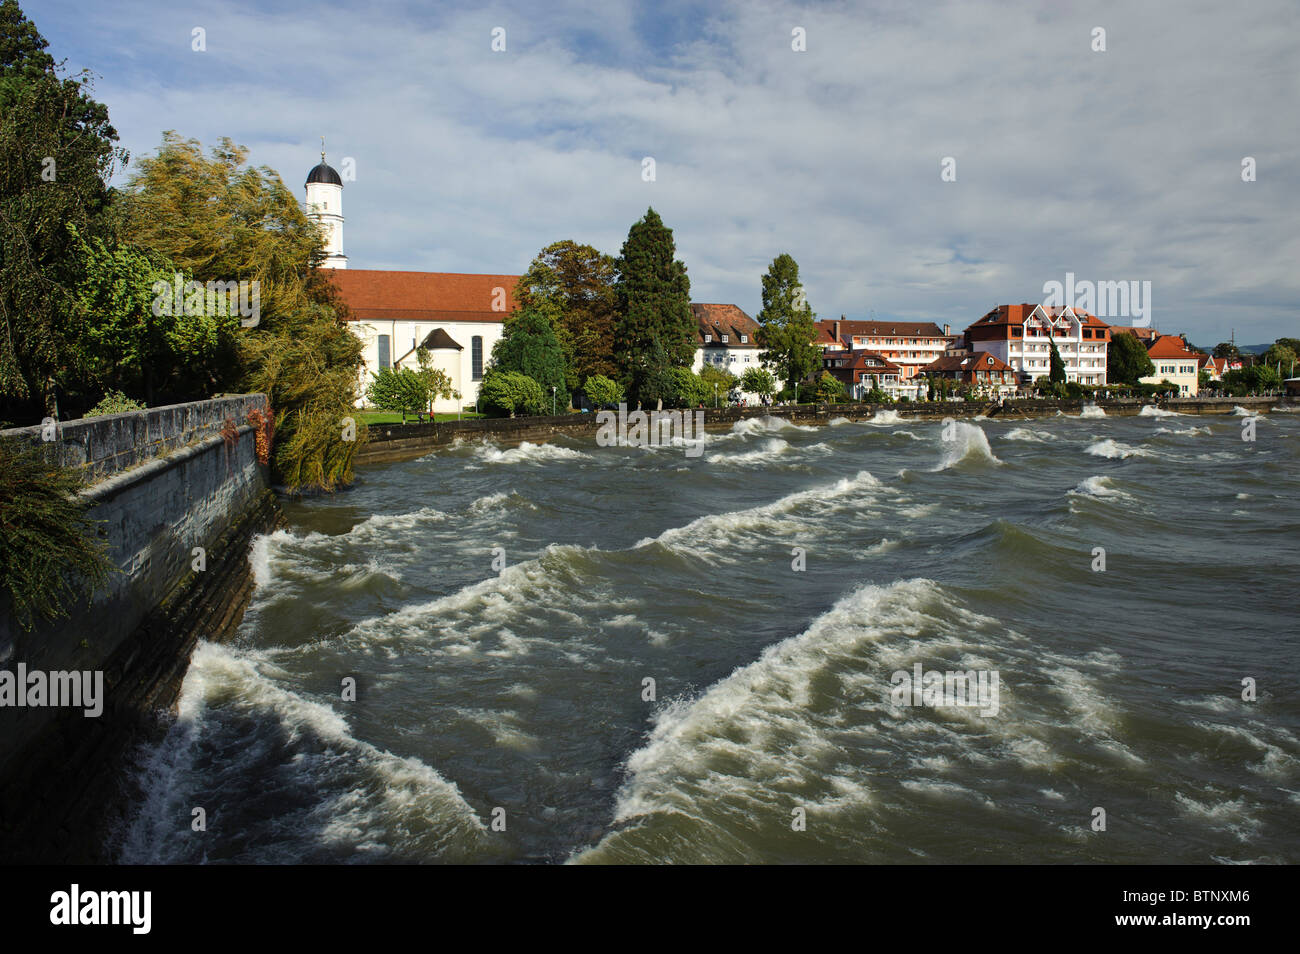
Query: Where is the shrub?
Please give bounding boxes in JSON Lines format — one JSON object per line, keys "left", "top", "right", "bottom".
{"left": 583, "top": 374, "right": 624, "bottom": 409}
{"left": 85, "top": 391, "right": 146, "bottom": 417}
{"left": 479, "top": 368, "right": 544, "bottom": 417}
{"left": 0, "top": 437, "right": 114, "bottom": 631}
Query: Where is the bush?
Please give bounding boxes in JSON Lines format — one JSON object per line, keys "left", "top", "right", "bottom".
{"left": 479, "top": 368, "right": 544, "bottom": 417}
{"left": 664, "top": 368, "right": 710, "bottom": 407}
{"left": 583, "top": 374, "right": 624, "bottom": 409}
{"left": 0, "top": 437, "right": 114, "bottom": 631}
{"left": 86, "top": 391, "right": 145, "bottom": 417}
{"left": 815, "top": 371, "right": 847, "bottom": 404}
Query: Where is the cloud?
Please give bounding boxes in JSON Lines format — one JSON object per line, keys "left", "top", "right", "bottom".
{"left": 34, "top": 0, "right": 1300, "bottom": 343}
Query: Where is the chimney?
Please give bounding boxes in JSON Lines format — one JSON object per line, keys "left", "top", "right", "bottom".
{"left": 943, "top": 323, "right": 951, "bottom": 337}
{"left": 834, "top": 317, "right": 841, "bottom": 344}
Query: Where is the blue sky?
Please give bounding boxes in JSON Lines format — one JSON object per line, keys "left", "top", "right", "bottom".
{"left": 29, "top": 0, "right": 1300, "bottom": 345}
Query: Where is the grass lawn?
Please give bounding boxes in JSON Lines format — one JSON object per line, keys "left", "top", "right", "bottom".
{"left": 358, "top": 410, "right": 486, "bottom": 425}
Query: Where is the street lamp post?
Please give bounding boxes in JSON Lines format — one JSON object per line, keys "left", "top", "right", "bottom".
{"left": 551, "top": 386, "right": 556, "bottom": 416}
{"left": 714, "top": 383, "right": 718, "bottom": 409}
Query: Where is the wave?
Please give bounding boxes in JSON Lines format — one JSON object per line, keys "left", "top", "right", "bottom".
{"left": 1002, "top": 427, "right": 1054, "bottom": 443}
{"left": 1068, "top": 475, "right": 1134, "bottom": 502}
{"left": 472, "top": 440, "right": 592, "bottom": 465}
{"left": 868, "top": 409, "right": 903, "bottom": 425}
{"left": 1138, "top": 405, "right": 1183, "bottom": 418}
{"left": 1079, "top": 404, "right": 1106, "bottom": 418}
{"left": 1154, "top": 425, "right": 1211, "bottom": 437}
{"left": 118, "top": 642, "right": 490, "bottom": 864}
{"left": 637, "top": 470, "right": 885, "bottom": 560}
{"left": 934, "top": 421, "right": 1000, "bottom": 471}
{"left": 572, "top": 579, "right": 995, "bottom": 863}
{"left": 1085, "top": 439, "right": 1154, "bottom": 459}
{"left": 730, "top": 415, "right": 817, "bottom": 437}
{"left": 706, "top": 437, "right": 791, "bottom": 466}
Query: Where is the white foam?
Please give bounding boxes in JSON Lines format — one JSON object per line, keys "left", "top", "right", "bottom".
{"left": 473, "top": 441, "right": 592, "bottom": 464}
{"left": 934, "top": 421, "right": 1000, "bottom": 471}
{"left": 1154, "top": 426, "right": 1211, "bottom": 436}
{"left": 1085, "top": 438, "right": 1154, "bottom": 459}
{"left": 1068, "top": 475, "right": 1133, "bottom": 502}
{"left": 1078, "top": 403, "right": 1106, "bottom": 418}
{"left": 1002, "top": 427, "right": 1053, "bottom": 443}
{"left": 706, "top": 437, "right": 790, "bottom": 466}
{"left": 730, "top": 415, "right": 817, "bottom": 437}
{"left": 1138, "top": 405, "right": 1183, "bottom": 418}
{"left": 868, "top": 409, "right": 903, "bottom": 425}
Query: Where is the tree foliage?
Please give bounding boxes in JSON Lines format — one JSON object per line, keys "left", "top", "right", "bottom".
{"left": 120, "top": 133, "right": 364, "bottom": 492}
{"left": 0, "top": 0, "right": 126, "bottom": 416}
{"left": 0, "top": 435, "right": 113, "bottom": 631}
{"left": 1048, "top": 338, "right": 1066, "bottom": 384}
{"left": 613, "top": 208, "right": 694, "bottom": 402}
{"left": 815, "top": 370, "right": 847, "bottom": 403}
{"left": 491, "top": 304, "right": 570, "bottom": 410}
{"left": 478, "top": 368, "right": 543, "bottom": 417}
{"left": 516, "top": 240, "right": 618, "bottom": 391}
{"left": 583, "top": 373, "right": 623, "bottom": 409}
{"left": 755, "top": 253, "right": 820, "bottom": 390}
{"left": 740, "top": 366, "right": 776, "bottom": 398}
{"left": 1107, "top": 332, "right": 1155, "bottom": 386}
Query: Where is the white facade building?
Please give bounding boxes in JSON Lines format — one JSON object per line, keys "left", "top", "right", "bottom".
{"left": 965, "top": 303, "right": 1111, "bottom": 386}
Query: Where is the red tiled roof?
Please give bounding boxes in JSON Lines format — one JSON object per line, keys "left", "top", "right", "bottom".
{"left": 814, "top": 318, "right": 947, "bottom": 338}
{"left": 970, "top": 303, "right": 1111, "bottom": 330}
{"left": 1145, "top": 334, "right": 1199, "bottom": 360}
{"left": 925, "top": 352, "right": 1015, "bottom": 373}
{"left": 694, "top": 303, "right": 760, "bottom": 347}
{"left": 329, "top": 269, "right": 522, "bottom": 323}
{"left": 824, "top": 349, "right": 900, "bottom": 372}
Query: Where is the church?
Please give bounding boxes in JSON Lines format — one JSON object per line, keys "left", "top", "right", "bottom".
{"left": 303, "top": 153, "right": 771, "bottom": 412}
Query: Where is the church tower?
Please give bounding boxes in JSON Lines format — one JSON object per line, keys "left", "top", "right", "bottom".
{"left": 305, "top": 142, "right": 347, "bottom": 268}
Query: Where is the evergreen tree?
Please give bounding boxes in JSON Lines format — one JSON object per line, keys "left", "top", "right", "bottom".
{"left": 755, "top": 253, "right": 820, "bottom": 389}
{"left": 1049, "top": 338, "right": 1066, "bottom": 384}
{"left": 613, "top": 208, "right": 694, "bottom": 403}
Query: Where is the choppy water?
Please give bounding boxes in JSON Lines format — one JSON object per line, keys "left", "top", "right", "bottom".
{"left": 118, "top": 406, "right": 1300, "bottom": 864}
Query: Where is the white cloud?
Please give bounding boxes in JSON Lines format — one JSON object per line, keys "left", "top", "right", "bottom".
{"left": 37, "top": 0, "right": 1300, "bottom": 343}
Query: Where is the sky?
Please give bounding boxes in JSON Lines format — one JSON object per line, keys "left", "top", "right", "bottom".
{"left": 28, "top": 0, "right": 1300, "bottom": 346}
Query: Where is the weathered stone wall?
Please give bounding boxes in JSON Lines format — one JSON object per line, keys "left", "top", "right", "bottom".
{"left": 0, "top": 395, "right": 282, "bottom": 862}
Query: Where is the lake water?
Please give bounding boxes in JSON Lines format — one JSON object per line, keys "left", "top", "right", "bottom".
{"left": 117, "top": 405, "right": 1299, "bottom": 864}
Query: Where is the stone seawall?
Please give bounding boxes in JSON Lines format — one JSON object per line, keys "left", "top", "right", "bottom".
{"left": 355, "top": 395, "right": 1286, "bottom": 467}
{"left": 0, "top": 395, "right": 282, "bottom": 862}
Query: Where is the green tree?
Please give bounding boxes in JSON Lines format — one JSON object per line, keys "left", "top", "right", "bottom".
{"left": 613, "top": 208, "right": 694, "bottom": 402}
{"left": 516, "top": 240, "right": 618, "bottom": 391}
{"left": 815, "top": 371, "right": 847, "bottom": 403}
{"left": 699, "top": 364, "right": 738, "bottom": 404}
{"left": 366, "top": 367, "right": 430, "bottom": 421}
{"left": 478, "top": 368, "right": 544, "bottom": 418}
{"left": 491, "top": 304, "right": 570, "bottom": 410}
{"left": 740, "top": 366, "right": 776, "bottom": 400}
{"left": 664, "top": 367, "right": 710, "bottom": 408}
{"left": 0, "top": 1, "right": 126, "bottom": 418}
{"left": 582, "top": 373, "right": 623, "bottom": 409}
{"left": 1107, "top": 332, "right": 1155, "bottom": 386}
{"left": 1212, "top": 341, "right": 1240, "bottom": 359}
{"left": 1048, "top": 338, "right": 1066, "bottom": 384}
{"left": 120, "top": 133, "right": 364, "bottom": 492}
{"left": 755, "top": 253, "right": 820, "bottom": 390}
{"left": 1261, "top": 342, "right": 1297, "bottom": 377}
{"left": 70, "top": 228, "right": 238, "bottom": 406}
